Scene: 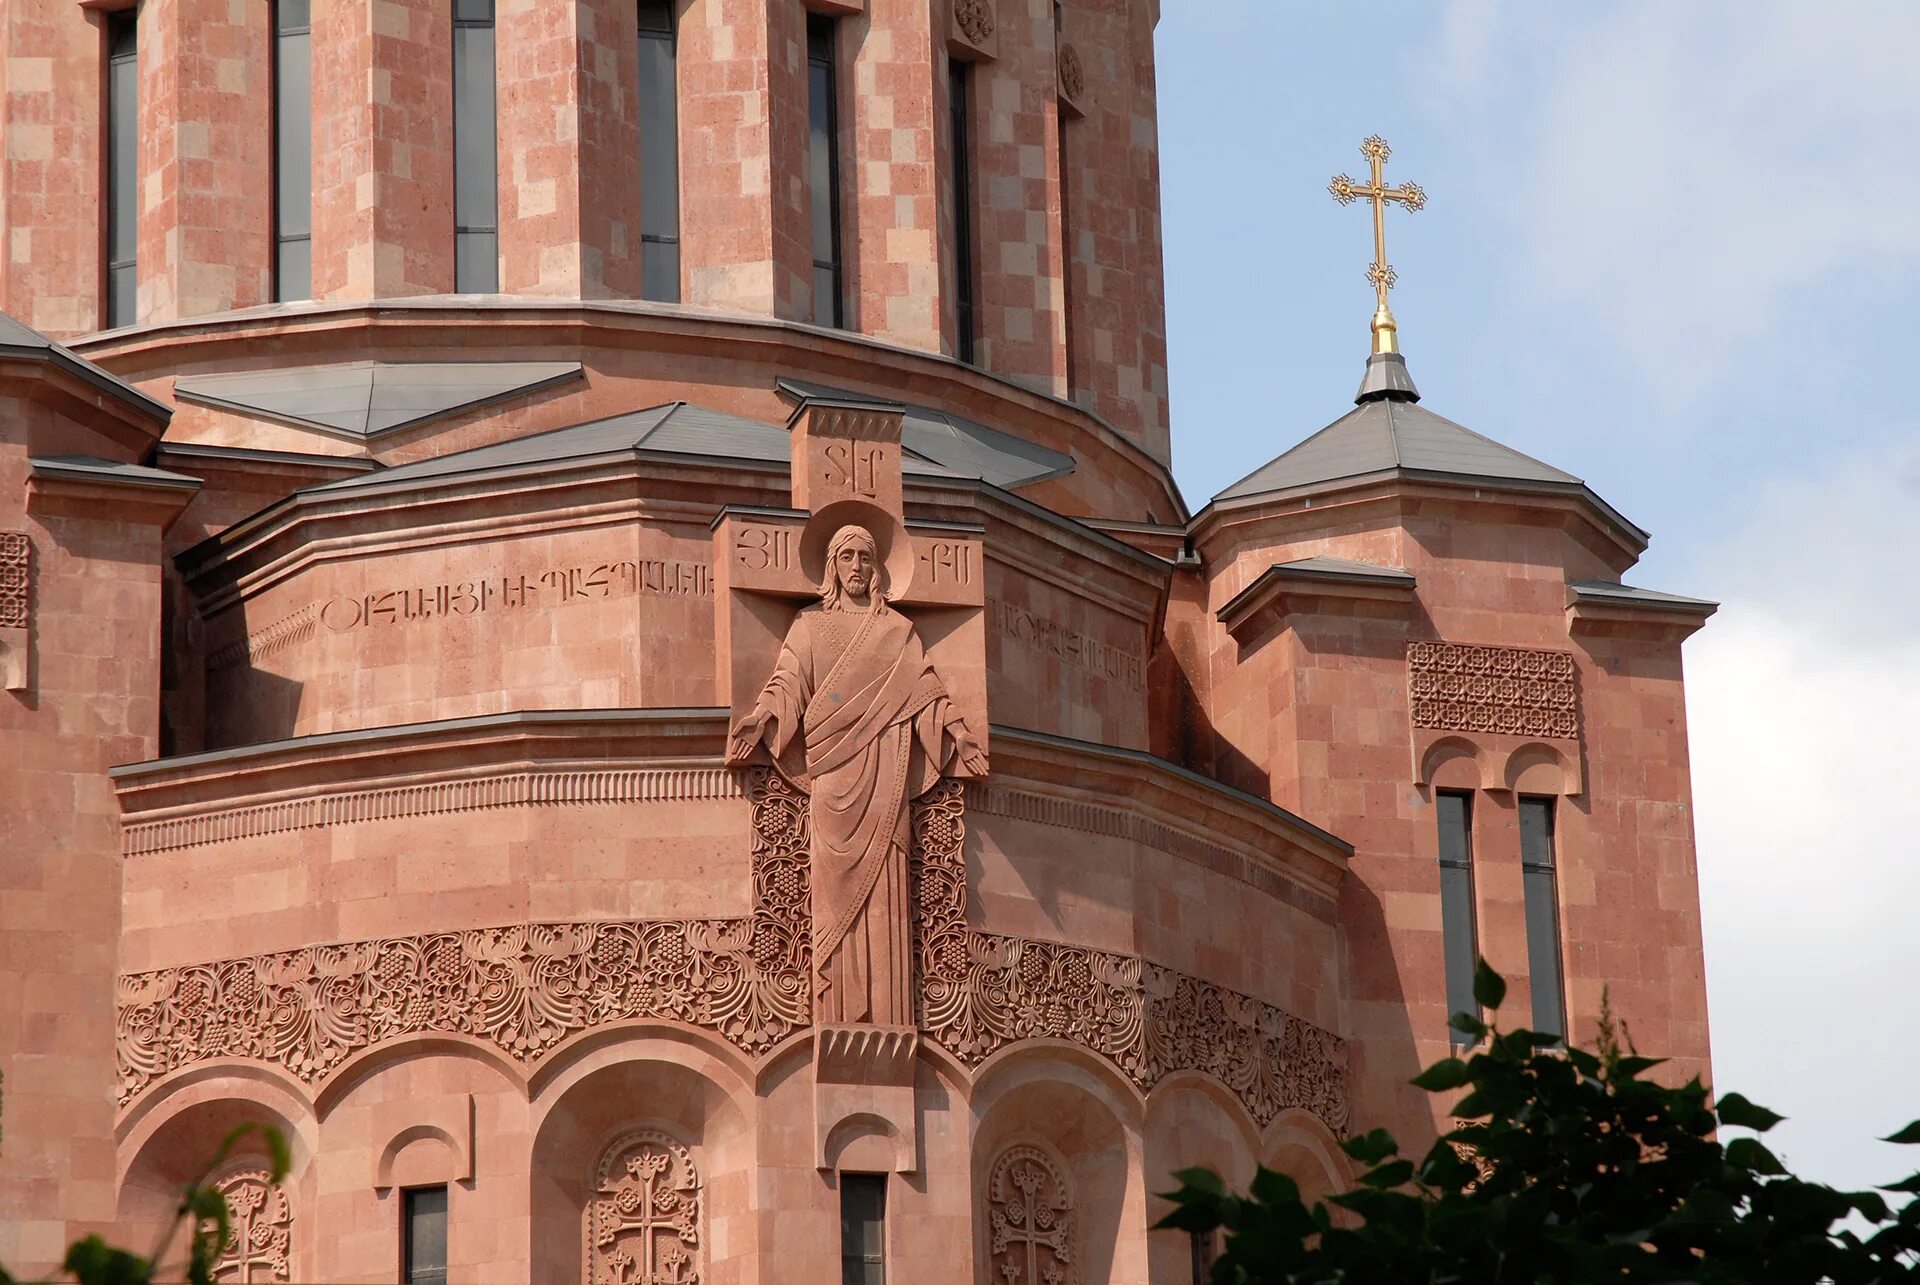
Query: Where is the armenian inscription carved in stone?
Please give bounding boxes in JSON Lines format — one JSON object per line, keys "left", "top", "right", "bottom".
{"left": 1406, "top": 641, "right": 1578, "bottom": 740}
{"left": 319, "top": 559, "right": 711, "bottom": 634}
{"left": 991, "top": 600, "right": 1145, "bottom": 692}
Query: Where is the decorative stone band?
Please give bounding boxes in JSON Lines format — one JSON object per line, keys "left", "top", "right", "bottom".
{"left": 0, "top": 530, "right": 30, "bottom": 629}
{"left": 914, "top": 782, "right": 1349, "bottom": 1132}
{"left": 121, "top": 767, "right": 743, "bottom": 856}
{"left": 115, "top": 773, "right": 1349, "bottom": 1134}
{"left": 1406, "top": 640, "right": 1579, "bottom": 741}
{"left": 207, "top": 602, "right": 317, "bottom": 673}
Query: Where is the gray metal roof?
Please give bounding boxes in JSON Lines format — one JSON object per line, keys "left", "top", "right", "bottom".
{"left": 172, "top": 360, "right": 582, "bottom": 439}
{"left": 1272, "top": 555, "right": 1415, "bottom": 583}
{"left": 1568, "top": 580, "right": 1718, "bottom": 614}
{"left": 777, "top": 377, "right": 1074, "bottom": 489}
{"left": 0, "top": 309, "right": 171, "bottom": 421}
{"left": 307, "top": 401, "right": 960, "bottom": 496}
{"left": 29, "top": 454, "right": 201, "bottom": 491}
{"left": 1217, "top": 396, "right": 1582, "bottom": 501}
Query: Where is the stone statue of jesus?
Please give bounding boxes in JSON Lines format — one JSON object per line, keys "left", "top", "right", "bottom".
{"left": 728, "top": 524, "right": 987, "bottom": 1026}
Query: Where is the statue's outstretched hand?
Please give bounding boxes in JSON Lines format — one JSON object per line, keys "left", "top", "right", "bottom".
{"left": 728, "top": 709, "right": 773, "bottom": 764}
{"left": 951, "top": 725, "right": 989, "bottom": 777}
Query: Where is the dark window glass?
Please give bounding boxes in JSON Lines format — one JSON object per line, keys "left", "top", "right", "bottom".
{"left": 403, "top": 1186, "right": 448, "bottom": 1285}
{"left": 1520, "top": 796, "right": 1567, "bottom": 1039}
{"left": 839, "top": 1173, "right": 885, "bottom": 1285}
{"left": 1436, "top": 790, "right": 1479, "bottom": 1046}
{"left": 1189, "top": 1226, "right": 1218, "bottom": 1283}
{"left": 806, "top": 15, "right": 843, "bottom": 328}
{"left": 273, "top": 0, "right": 313, "bottom": 301}
{"left": 106, "top": 12, "right": 138, "bottom": 327}
{"left": 636, "top": 0, "right": 680, "bottom": 301}
{"left": 948, "top": 58, "right": 976, "bottom": 364}
{"left": 452, "top": 0, "right": 498, "bottom": 292}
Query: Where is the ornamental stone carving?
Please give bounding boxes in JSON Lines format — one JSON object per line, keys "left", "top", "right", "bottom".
{"left": 114, "top": 769, "right": 809, "bottom": 1102}
{"left": 987, "top": 1144, "right": 1074, "bottom": 1285}
{"left": 587, "top": 1130, "right": 701, "bottom": 1285}
{"left": 0, "top": 530, "right": 29, "bottom": 691}
{"left": 913, "top": 783, "right": 1350, "bottom": 1132}
{"left": 954, "top": 0, "right": 994, "bottom": 46}
{"left": 205, "top": 1167, "right": 292, "bottom": 1283}
{"left": 727, "top": 519, "right": 987, "bottom": 1027}
{"left": 1407, "top": 640, "right": 1578, "bottom": 740}
{"left": 1057, "top": 42, "right": 1086, "bottom": 107}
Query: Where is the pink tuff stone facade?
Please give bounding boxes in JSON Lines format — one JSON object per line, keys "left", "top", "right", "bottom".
{"left": 0, "top": 1, "right": 1713, "bottom": 1281}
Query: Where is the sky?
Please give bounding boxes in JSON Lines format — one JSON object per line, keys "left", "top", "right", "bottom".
{"left": 1153, "top": 1, "right": 1920, "bottom": 1195}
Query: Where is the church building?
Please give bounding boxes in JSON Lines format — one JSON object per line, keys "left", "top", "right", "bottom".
{"left": 0, "top": 1, "right": 1715, "bottom": 1280}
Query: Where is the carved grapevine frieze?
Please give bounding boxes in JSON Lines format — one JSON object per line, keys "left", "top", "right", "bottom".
{"left": 987, "top": 1144, "right": 1074, "bottom": 1285}
{"left": 116, "top": 771, "right": 1347, "bottom": 1134}
{"left": 205, "top": 1167, "right": 292, "bottom": 1283}
{"left": 587, "top": 1129, "right": 701, "bottom": 1285}
{"left": 114, "top": 770, "right": 808, "bottom": 1103}
{"left": 1407, "top": 641, "right": 1578, "bottom": 740}
{"left": 912, "top": 784, "right": 1349, "bottom": 1132}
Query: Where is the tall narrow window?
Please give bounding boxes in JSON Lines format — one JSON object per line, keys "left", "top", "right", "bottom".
{"left": 806, "top": 15, "right": 844, "bottom": 328}
{"left": 1053, "top": 1, "right": 1076, "bottom": 396}
{"left": 947, "top": 57, "right": 976, "bottom": 364}
{"left": 452, "top": 0, "right": 498, "bottom": 292}
{"left": 272, "top": 0, "right": 313, "bottom": 300}
{"left": 1436, "top": 789, "right": 1479, "bottom": 1045}
{"left": 636, "top": 0, "right": 680, "bottom": 301}
{"left": 105, "top": 11, "right": 138, "bottom": 327}
{"left": 1189, "top": 1227, "right": 1219, "bottom": 1283}
{"left": 1519, "top": 796, "right": 1567, "bottom": 1039}
{"left": 839, "top": 1173, "right": 885, "bottom": 1285}
{"left": 403, "top": 1186, "right": 448, "bottom": 1285}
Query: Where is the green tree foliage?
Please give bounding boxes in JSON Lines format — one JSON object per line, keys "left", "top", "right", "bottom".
{"left": 0, "top": 1123, "right": 289, "bottom": 1285}
{"left": 1160, "top": 963, "right": 1920, "bottom": 1282}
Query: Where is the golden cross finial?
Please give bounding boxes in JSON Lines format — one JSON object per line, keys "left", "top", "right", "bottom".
{"left": 1330, "top": 135, "right": 1426, "bottom": 355}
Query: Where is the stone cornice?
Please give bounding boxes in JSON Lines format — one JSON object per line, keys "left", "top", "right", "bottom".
{"left": 66, "top": 297, "right": 1188, "bottom": 522}
{"left": 983, "top": 724, "right": 1351, "bottom": 908}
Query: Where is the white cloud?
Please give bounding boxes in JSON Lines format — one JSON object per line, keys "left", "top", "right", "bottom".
{"left": 1685, "top": 440, "right": 1920, "bottom": 1192}
{"left": 1423, "top": 0, "right": 1920, "bottom": 410}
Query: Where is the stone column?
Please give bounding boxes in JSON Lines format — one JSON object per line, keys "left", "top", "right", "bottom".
{"left": 311, "top": 0, "right": 455, "bottom": 300}
{"left": 0, "top": 0, "right": 109, "bottom": 335}
{"left": 678, "top": 0, "right": 812, "bottom": 320}
{"left": 135, "top": 0, "right": 274, "bottom": 323}
{"left": 845, "top": 0, "right": 943, "bottom": 350}
{"left": 495, "top": 0, "right": 644, "bottom": 298}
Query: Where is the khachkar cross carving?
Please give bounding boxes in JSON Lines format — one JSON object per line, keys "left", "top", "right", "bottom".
{"left": 1329, "top": 134, "right": 1427, "bottom": 355}
{"left": 205, "top": 1168, "right": 293, "bottom": 1283}
{"left": 588, "top": 1131, "right": 702, "bottom": 1285}
{"left": 988, "top": 1144, "right": 1075, "bottom": 1285}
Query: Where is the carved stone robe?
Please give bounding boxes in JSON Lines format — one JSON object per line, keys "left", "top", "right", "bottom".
{"left": 750, "top": 601, "right": 966, "bottom": 1025}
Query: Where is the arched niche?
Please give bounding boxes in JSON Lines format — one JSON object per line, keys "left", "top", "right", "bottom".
{"left": 972, "top": 1049, "right": 1146, "bottom": 1285}
{"left": 1143, "top": 1073, "right": 1260, "bottom": 1281}
{"left": 528, "top": 1040, "right": 755, "bottom": 1285}
{"left": 1261, "top": 1107, "right": 1355, "bottom": 1209}
{"left": 1503, "top": 741, "right": 1573, "bottom": 796}
{"left": 116, "top": 1084, "right": 312, "bottom": 1283}
{"left": 1417, "top": 734, "right": 1484, "bottom": 791}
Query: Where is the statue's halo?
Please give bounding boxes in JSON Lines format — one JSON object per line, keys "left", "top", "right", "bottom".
{"left": 799, "top": 499, "right": 915, "bottom": 600}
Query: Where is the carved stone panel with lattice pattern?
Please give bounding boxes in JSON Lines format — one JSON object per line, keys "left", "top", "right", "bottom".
{"left": 0, "top": 531, "right": 29, "bottom": 690}
{"left": 1407, "top": 641, "right": 1579, "bottom": 740}
{"left": 586, "top": 1130, "right": 701, "bottom": 1285}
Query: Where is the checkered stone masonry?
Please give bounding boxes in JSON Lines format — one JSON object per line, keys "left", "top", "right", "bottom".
{"left": 1406, "top": 641, "right": 1579, "bottom": 740}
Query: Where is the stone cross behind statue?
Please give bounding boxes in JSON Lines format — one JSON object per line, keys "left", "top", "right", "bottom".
{"left": 721, "top": 397, "right": 986, "bottom": 1029}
